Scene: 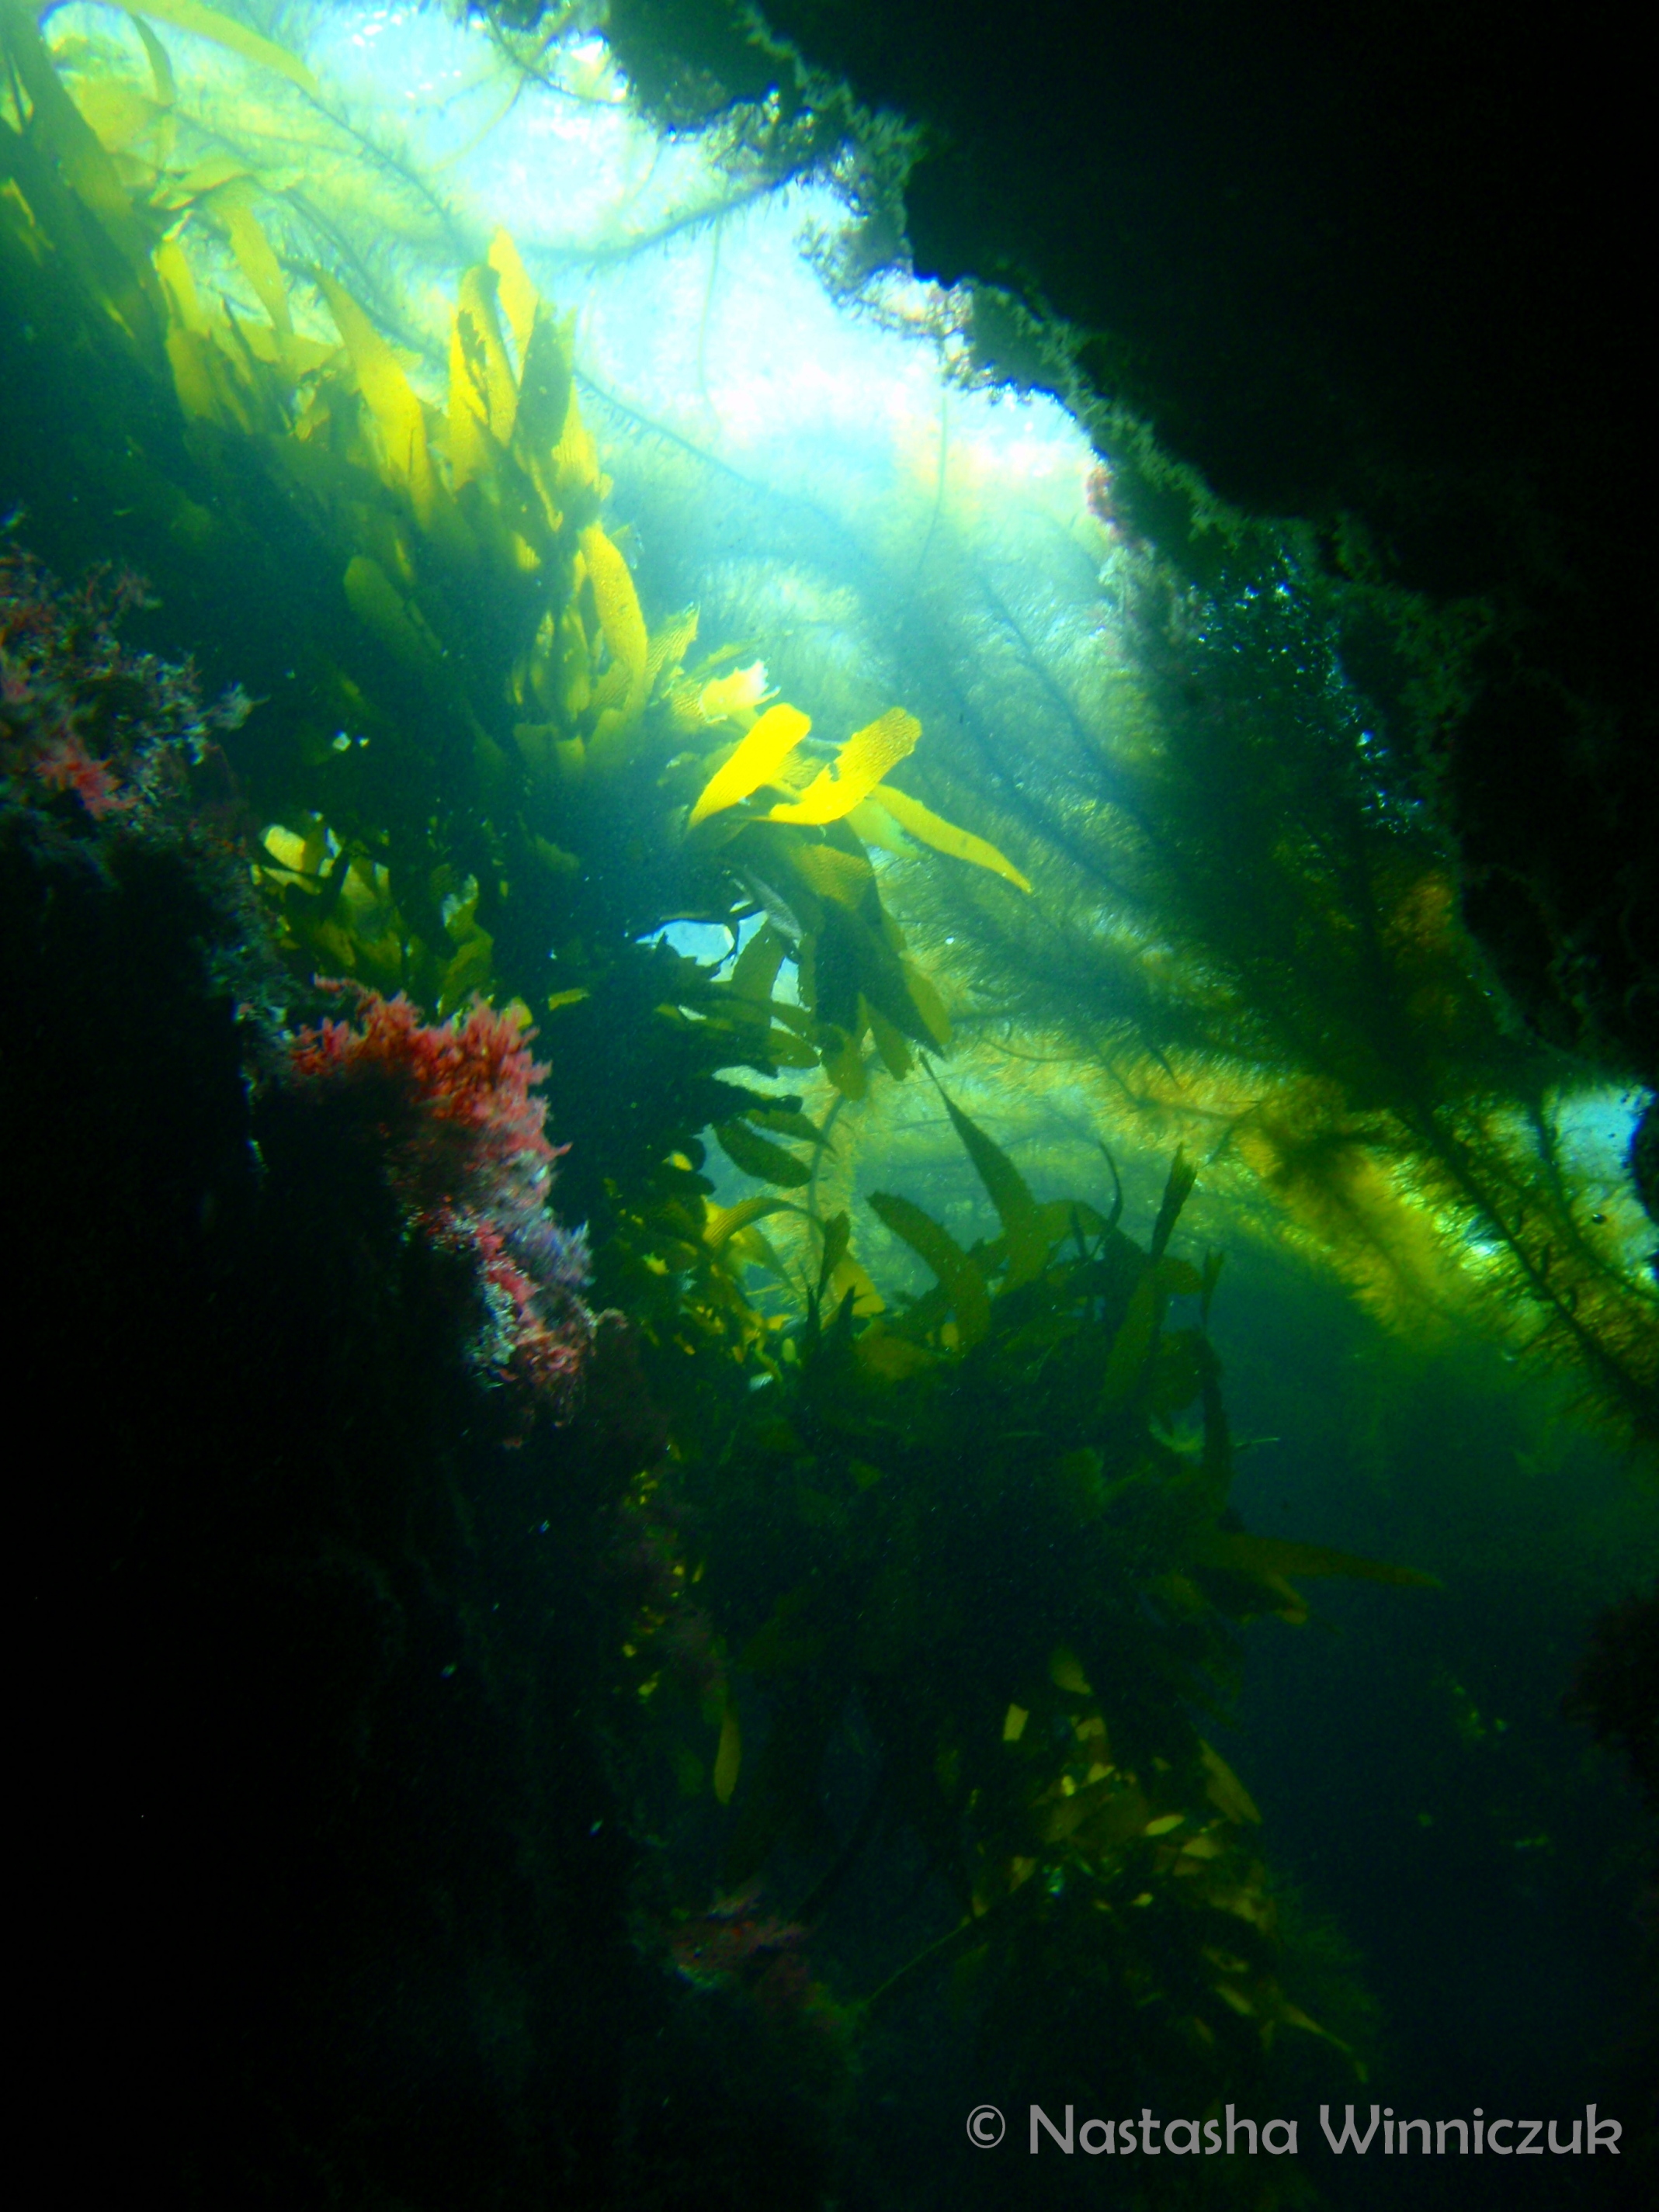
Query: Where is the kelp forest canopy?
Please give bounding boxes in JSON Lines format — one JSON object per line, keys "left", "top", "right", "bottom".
{"left": 2, "top": 0, "right": 1650, "bottom": 1451}
{"left": 2, "top": 2, "right": 1657, "bottom": 2195}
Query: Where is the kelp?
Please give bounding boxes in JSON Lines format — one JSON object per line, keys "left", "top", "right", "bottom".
{"left": 0, "top": 0, "right": 1023, "bottom": 1313}
{"left": 2, "top": 10, "right": 1469, "bottom": 2164}
{"left": 875, "top": 491, "right": 1659, "bottom": 1456}
{"left": 640, "top": 1104, "right": 1426, "bottom": 2120}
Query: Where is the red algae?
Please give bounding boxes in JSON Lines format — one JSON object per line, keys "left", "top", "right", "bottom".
{"left": 289, "top": 985, "right": 593, "bottom": 1420}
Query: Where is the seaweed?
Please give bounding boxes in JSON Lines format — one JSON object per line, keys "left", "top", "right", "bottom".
{"left": 0, "top": 0, "right": 1021, "bottom": 1297}
{"left": 630, "top": 1100, "right": 1425, "bottom": 2151}
{"left": 7, "top": 16, "right": 1623, "bottom": 2197}
{"left": 878, "top": 501, "right": 1658, "bottom": 1456}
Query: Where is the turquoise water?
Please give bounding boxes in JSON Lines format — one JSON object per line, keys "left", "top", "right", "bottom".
{"left": 3, "top": 6, "right": 1653, "bottom": 2205}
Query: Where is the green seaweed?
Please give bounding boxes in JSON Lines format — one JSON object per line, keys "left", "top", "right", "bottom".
{"left": 0, "top": 2, "right": 1022, "bottom": 1308}
{"left": 0, "top": 14, "right": 1527, "bottom": 2174}
{"left": 877, "top": 499, "right": 1658, "bottom": 1456}
{"left": 639, "top": 1110, "right": 1425, "bottom": 2120}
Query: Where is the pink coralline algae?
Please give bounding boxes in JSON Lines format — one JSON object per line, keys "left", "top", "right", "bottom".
{"left": 668, "top": 1887, "right": 808, "bottom": 1994}
{"left": 666, "top": 1888, "right": 854, "bottom": 2067}
{"left": 1, "top": 539, "right": 253, "bottom": 824}
{"left": 288, "top": 987, "right": 593, "bottom": 1417}
{"left": 33, "top": 727, "right": 134, "bottom": 819}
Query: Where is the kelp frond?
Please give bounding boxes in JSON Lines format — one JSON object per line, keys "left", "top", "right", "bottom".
{"left": 862, "top": 477, "right": 1657, "bottom": 1455}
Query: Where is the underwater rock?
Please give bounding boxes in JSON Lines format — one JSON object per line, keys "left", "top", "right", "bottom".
{"left": 0, "top": 762, "right": 835, "bottom": 2206}
{"left": 286, "top": 983, "right": 596, "bottom": 1420}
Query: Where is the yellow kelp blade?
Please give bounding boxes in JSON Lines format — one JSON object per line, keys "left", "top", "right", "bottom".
{"left": 700, "top": 661, "right": 771, "bottom": 723}
{"left": 845, "top": 799, "right": 911, "bottom": 858}
{"left": 647, "top": 608, "right": 699, "bottom": 699}
{"left": 714, "top": 1120, "right": 812, "bottom": 1187}
{"left": 827, "top": 1250, "right": 884, "bottom": 1317}
{"left": 317, "top": 272, "right": 435, "bottom": 526}
{"left": 128, "top": 12, "right": 176, "bottom": 106}
{"left": 688, "top": 703, "right": 812, "bottom": 827}
{"left": 487, "top": 228, "right": 538, "bottom": 366}
{"left": 1272, "top": 1996, "right": 1360, "bottom": 2066}
{"left": 821, "top": 1027, "right": 868, "bottom": 1098}
{"left": 261, "top": 823, "right": 326, "bottom": 878}
{"left": 855, "top": 1326, "right": 935, "bottom": 1381}
{"left": 729, "top": 1226, "right": 789, "bottom": 1279}
{"left": 866, "top": 785, "right": 1033, "bottom": 893}
{"left": 447, "top": 318, "right": 492, "bottom": 490}
{"left": 7, "top": 0, "right": 160, "bottom": 302}
{"left": 867, "top": 1191, "right": 991, "bottom": 1349}
{"left": 1101, "top": 1274, "right": 1160, "bottom": 1407}
{"left": 934, "top": 1080, "right": 1051, "bottom": 1288}
{"left": 578, "top": 523, "right": 647, "bottom": 701}
{"left": 453, "top": 263, "right": 517, "bottom": 447}
{"left": 725, "top": 918, "right": 787, "bottom": 1009}
{"left": 766, "top": 708, "right": 920, "bottom": 826}
{"left": 343, "top": 554, "right": 439, "bottom": 671}
{"left": 154, "top": 233, "right": 207, "bottom": 333}
{"left": 1149, "top": 1146, "right": 1198, "bottom": 1260}
{"left": 152, "top": 151, "right": 254, "bottom": 210}
{"left": 515, "top": 311, "right": 575, "bottom": 470}
{"left": 213, "top": 194, "right": 290, "bottom": 336}
{"left": 900, "top": 957, "right": 953, "bottom": 1049}
{"left": 1105, "top": 1265, "right": 1212, "bottom": 1398}
{"left": 107, "top": 2, "right": 319, "bottom": 96}
{"left": 703, "top": 1194, "right": 801, "bottom": 1252}
{"left": 790, "top": 843, "right": 873, "bottom": 908}
{"left": 815, "top": 1210, "right": 851, "bottom": 1294}
{"left": 747, "top": 1104, "right": 833, "bottom": 1152}
{"left": 551, "top": 386, "right": 601, "bottom": 501}
{"left": 866, "top": 1001, "right": 912, "bottom": 1078}
{"left": 71, "top": 78, "right": 161, "bottom": 158}
{"left": 154, "top": 236, "right": 250, "bottom": 425}
{"left": 1199, "top": 1743, "right": 1262, "bottom": 1825}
